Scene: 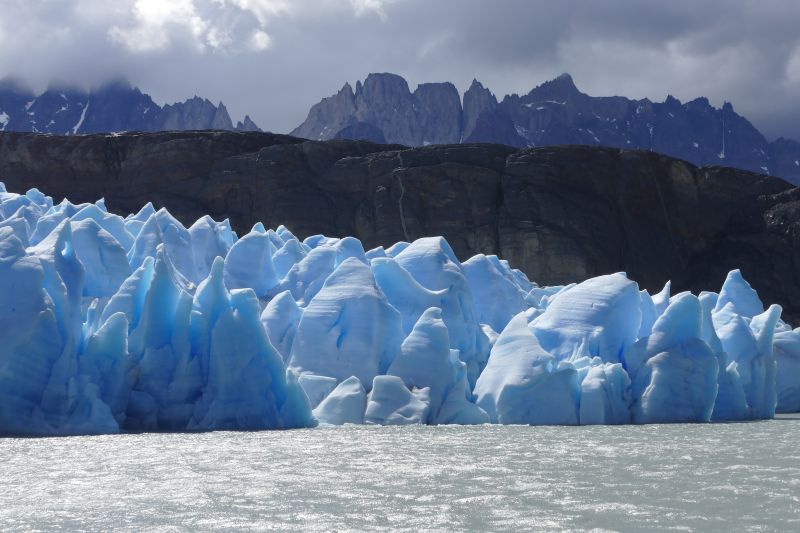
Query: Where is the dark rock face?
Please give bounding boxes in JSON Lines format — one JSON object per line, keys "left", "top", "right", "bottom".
{"left": 2, "top": 131, "right": 799, "bottom": 323}
{"left": 236, "top": 115, "right": 261, "bottom": 132}
{"left": 0, "top": 79, "right": 259, "bottom": 134}
{"left": 352, "top": 73, "right": 421, "bottom": 146}
{"left": 334, "top": 121, "right": 387, "bottom": 143}
{"left": 24, "top": 86, "right": 86, "bottom": 134}
{"left": 293, "top": 72, "right": 800, "bottom": 185}
{"left": 159, "top": 96, "right": 234, "bottom": 131}
{"left": 770, "top": 137, "right": 800, "bottom": 179}
{"left": 291, "top": 73, "right": 464, "bottom": 146}
{"left": 292, "top": 83, "right": 358, "bottom": 141}
{"left": 462, "top": 80, "right": 524, "bottom": 146}
{"left": 0, "top": 79, "right": 36, "bottom": 133}
{"left": 413, "top": 82, "right": 463, "bottom": 145}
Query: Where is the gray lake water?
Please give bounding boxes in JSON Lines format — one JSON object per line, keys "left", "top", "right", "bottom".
{"left": 1, "top": 418, "right": 799, "bottom": 532}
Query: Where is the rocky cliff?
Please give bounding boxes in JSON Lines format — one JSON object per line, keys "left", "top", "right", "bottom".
{"left": 2, "top": 130, "right": 799, "bottom": 322}
{"left": 293, "top": 73, "right": 800, "bottom": 185}
{"left": 292, "top": 74, "right": 463, "bottom": 146}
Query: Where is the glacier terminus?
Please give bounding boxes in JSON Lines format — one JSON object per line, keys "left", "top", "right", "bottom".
{"left": 1, "top": 183, "right": 799, "bottom": 436}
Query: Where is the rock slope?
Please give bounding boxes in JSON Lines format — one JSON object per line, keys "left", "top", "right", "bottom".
{"left": 1, "top": 130, "right": 799, "bottom": 322}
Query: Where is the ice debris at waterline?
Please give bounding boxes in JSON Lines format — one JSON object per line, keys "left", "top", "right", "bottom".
{"left": 1, "top": 184, "right": 799, "bottom": 436}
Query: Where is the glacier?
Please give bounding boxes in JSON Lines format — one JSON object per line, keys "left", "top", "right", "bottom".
{"left": 0, "top": 183, "right": 798, "bottom": 436}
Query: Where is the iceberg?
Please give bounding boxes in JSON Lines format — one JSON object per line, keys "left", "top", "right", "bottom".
{"left": 576, "top": 358, "right": 631, "bottom": 425}
{"left": 0, "top": 183, "right": 797, "bottom": 436}
{"left": 260, "top": 290, "right": 303, "bottom": 362}
{"left": 392, "top": 237, "right": 486, "bottom": 386}
{"left": 699, "top": 291, "right": 750, "bottom": 421}
{"left": 387, "top": 307, "right": 489, "bottom": 425}
{"left": 71, "top": 219, "right": 132, "bottom": 297}
{"left": 774, "top": 329, "right": 800, "bottom": 413}
{"left": 189, "top": 215, "right": 235, "bottom": 281}
{"left": 531, "top": 273, "right": 642, "bottom": 363}
{"left": 463, "top": 254, "right": 528, "bottom": 334}
{"left": 298, "top": 374, "right": 339, "bottom": 409}
{"left": 624, "top": 293, "right": 719, "bottom": 423}
{"left": 473, "top": 313, "right": 580, "bottom": 425}
{"left": 365, "top": 375, "right": 431, "bottom": 425}
{"left": 190, "top": 286, "right": 313, "bottom": 431}
{"left": 288, "top": 257, "right": 404, "bottom": 386}
{"left": 223, "top": 229, "right": 278, "bottom": 296}
{"left": 313, "top": 376, "right": 367, "bottom": 425}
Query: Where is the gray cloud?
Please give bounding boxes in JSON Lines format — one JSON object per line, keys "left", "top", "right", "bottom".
{"left": 0, "top": 0, "right": 798, "bottom": 139}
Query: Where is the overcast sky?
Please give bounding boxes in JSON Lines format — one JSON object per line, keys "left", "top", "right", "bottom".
{"left": 1, "top": 0, "right": 798, "bottom": 139}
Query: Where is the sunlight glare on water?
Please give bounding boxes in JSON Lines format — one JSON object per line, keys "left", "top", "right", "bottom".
{"left": 1, "top": 418, "right": 799, "bottom": 531}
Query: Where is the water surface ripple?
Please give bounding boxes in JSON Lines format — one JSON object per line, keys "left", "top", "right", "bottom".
{"left": 1, "top": 418, "right": 799, "bottom": 531}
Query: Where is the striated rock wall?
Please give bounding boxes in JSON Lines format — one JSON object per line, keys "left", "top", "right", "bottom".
{"left": 1, "top": 130, "right": 799, "bottom": 322}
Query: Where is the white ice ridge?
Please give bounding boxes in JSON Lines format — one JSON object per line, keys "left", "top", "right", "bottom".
{"left": 1, "top": 184, "right": 799, "bottom": 436}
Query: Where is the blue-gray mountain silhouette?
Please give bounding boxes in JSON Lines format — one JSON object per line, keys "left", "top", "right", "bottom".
{"left": 292, "top": 73, "right": 800, "bottom": 184}
{"left": 0, "top": 78, "right": 260, "bottom": 135}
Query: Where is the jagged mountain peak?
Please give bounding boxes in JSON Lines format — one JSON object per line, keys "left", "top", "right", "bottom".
{"left": 465, "top": 79, "right": 494, "bottom": 96}
{"left": 363, "top": 72, "right": 410, "bottom": 88}
{"left": 0, "top": 81, "right": 257, "bottom": 135}
{"left": 415, "top": 80, "right": 459, "bottom": 93}
{"left": 292, "top": 72, "right": 800, "bottom": 184}
{"left": 689, "top": 96, "right": 712, "bottom": 108}
{"left": 525, "top": 72, "right": 583, "bottom": 103}
{"left": 236, "top": 115, "right": 262, "bottom": 132}
{"left": 359, "top": 73, "right": 413, "bottom": 104}
{"left": 340, "top": 81, "right": 355, "bottom": 97}
{"left": 292, "top": 72, "right": 462, "bottom": 145}
{"left": 465, "top": 79, "right": 504, "bottom": 105}
{"left": 546, "top": 72, "right": 578, "bottom": 92}
{"left": 181, "top": 95, "right": 209, "bottom": 105}
{"left": 463, "top": 79, "right": 499, "bottom": 112}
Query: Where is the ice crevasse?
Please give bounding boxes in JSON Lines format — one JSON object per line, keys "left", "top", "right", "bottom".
{"left": 0, "top": 183, "right": 798, "bottom": 436}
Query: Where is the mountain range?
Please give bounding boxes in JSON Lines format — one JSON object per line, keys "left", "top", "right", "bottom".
{"left": 292, "top": 73, "right": 800, "bottom": 184}
{"left": 0, "top": 78, "right": 261, "bottom": 135}
{"left": 3, "top": 72, "right": 799, "bottom": 185}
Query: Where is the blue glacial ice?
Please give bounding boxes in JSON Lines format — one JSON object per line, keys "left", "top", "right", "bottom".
{"left": 0, "top": 184, "right": 797, "bottom": 436}
{"left": 624, "top": 292, "right": 719, "bottom": 424}
{"left": 388, "top": 307, "right": 489, "bottom": 425}
{"left": 313, "top": 376, "right": 367, "bottom": 425}
{"left": 365, "top": 375, "right": 431, "bottom": 425}
{"left": 473, "top": 313, "right": 580, "bottom": 425}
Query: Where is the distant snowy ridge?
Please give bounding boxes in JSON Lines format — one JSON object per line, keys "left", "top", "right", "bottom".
{"left": 293, "top": 73, "right": 800, "bottom": 185}
{"left": 1, "top": 183, "right": 799, "bottom": 436}
{"left": 0, "top": 79, "right": 261, "bottom": 135}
